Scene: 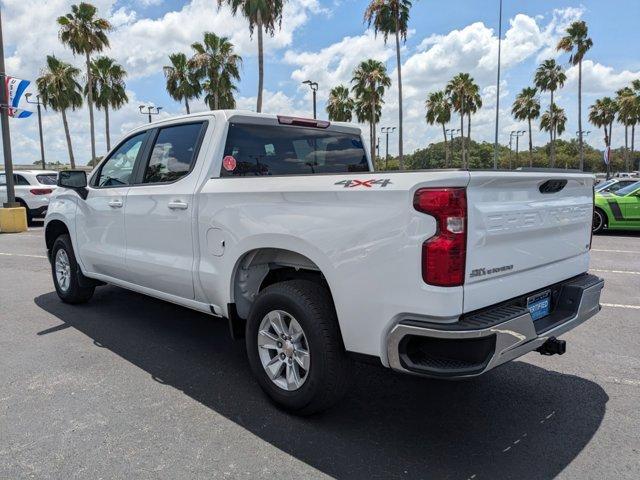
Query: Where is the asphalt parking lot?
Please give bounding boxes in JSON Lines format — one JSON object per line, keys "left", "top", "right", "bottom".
{"left": 0, "top": 223, "right": 638, "bottom": 479}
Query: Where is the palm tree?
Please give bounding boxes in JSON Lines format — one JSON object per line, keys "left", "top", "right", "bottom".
{"left": 163, "top": 53, "right": 201, "bottom": 114}
{"left": 589, "top": 97, "right": 618, "bottom": 147}
{"left": 326, "top": 85, "right": 354, "bottom": 122}
{"left": 464, "top": 84, "right": 482, "bottom": 159}
{"left": 616, "top": 87, "right": 636, "bottom": 172}
{"left": 589, "top": 97, "right": 618, "bottom": 176}
{"left": 203, "top": 78, "right": 238, "bottom": 109}
{"left": 355, "top": 98, "right": 382, "bottom": 164}
{"left": 445, "top": 73, "right": 475, "bottom": 168}
{"left": 190, "top": 32, "right": 242, "bottom": 110}
{"left": 351, "top": 59, "right": 391, "bottom": 161}
{"left": 534, "top": 59, "right": 566, "bottom": 167}
{"left": 425, "top": 90, "right": 452, "bottom": 166}
{"left": 88, "top": 56, "right": 127, "bottom": 151}
{"left": 540, "top": 104, "right": 567, "bottom": 149}
{"left": 512, "top": 87, "right": 541, "bottom": 167}
{"left": 364, "top": 0, "right": 412, "bottom": 169}
{"left": 57, "top": 2, "right": 111, "bottom": 164}
{"left": 36, "top": 56, "right": 83, "bottom": 168}
{"left": 217, "top": 0, "right": 284, "bottom": 113}
{"left": 557, "top": 20, "right": 593, "bottom": 171}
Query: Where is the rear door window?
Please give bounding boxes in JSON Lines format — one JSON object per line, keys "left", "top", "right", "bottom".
{"left": 220, "top": 123, "right": 369, "bottom": 176}
{"left": 142, "top": 122, "right": 205, "bottom": 184}
{"left": 14, "top": 174, "right": 30, "bottom": 186}
{"left": 36, "top": 174, "right": 58, "bottom": 185}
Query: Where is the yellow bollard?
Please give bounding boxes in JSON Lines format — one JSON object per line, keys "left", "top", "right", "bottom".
{"left": 0, "top": 207, "right": 28, "bottom": 233}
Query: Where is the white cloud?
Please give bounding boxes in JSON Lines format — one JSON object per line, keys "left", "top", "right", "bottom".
{"left": 2, "top": 0, "right": 323, "bottom": 82}
{"left": 565, "top": 60, "right": 640, "bottom": 95}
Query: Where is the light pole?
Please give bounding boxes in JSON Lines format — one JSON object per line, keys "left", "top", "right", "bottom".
{"left": 446, "top": 128, "right": 462, "bottom": 166}
{"left": 381, "top": 126, "right": 396, "bottom": 167}
{"left": 25, "top": 93, "right": 46, "bottom": 170}
{"left": 139, "top": 105, "right": 162, "bottom": 123}
{"left": 575, "top": 130, "right": 590, "bottom": 170}
{"left": 0, "top": 7, "right": 18, "bottom": 208}
{"left": 302, "top": 80, "right": 318, "bottom": 119}
{"left": 510, "top": 130, "right": 525, "bottom": 168}
{"left": 493, "top": 0, "right": 503, "bottom": 170}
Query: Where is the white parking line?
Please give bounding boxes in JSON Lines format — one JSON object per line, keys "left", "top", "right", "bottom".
{"left": 591, "top": 268, "right": 640, "bottom": 276}
{"left": 0, "top": 252, "right": 47, "bottom": 259}
{"left": 605, "top": 377, "right": 640, "bottom": 387}
{"left": 601, "top": 303, "right": 640, "bottom": 310}
{"left": 591, "top": 249, "right": 638, "bottom": 254}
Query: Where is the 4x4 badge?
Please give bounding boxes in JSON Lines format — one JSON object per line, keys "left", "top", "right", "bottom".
{"left": 335, "top": 179, "right": 392, "bottom": 188}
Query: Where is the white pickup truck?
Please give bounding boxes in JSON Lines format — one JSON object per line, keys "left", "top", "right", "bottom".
{"left": 45, "top": 111, "right": 604, "bottom": 414}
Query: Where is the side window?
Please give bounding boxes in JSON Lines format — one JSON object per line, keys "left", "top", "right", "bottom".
{"left": 143, "top": 123, "right": 204, "bottom": 184}
{"left": 14, "top": 174, "right": 30, "bottom": 186}
{"left": 0, "top": 174, "right": 5, "bottom": 185}
{"left": 220, "top": 123, "right": 369, "bottom": 177}
{"left": 95, "top": 132, "right": 146, "bottom": 187}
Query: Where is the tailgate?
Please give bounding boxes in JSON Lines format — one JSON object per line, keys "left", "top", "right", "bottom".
{"left": 464, "top": 171, "right": 594, "bottom": 312}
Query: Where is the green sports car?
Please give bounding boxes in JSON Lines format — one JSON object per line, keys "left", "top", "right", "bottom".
{"left": 593, "top": 180, "right": 640, "bottom": 233}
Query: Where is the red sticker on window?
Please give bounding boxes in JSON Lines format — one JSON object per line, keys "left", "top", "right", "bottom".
{"left": 223, "top": 155, "right": 237, "bottom": 171}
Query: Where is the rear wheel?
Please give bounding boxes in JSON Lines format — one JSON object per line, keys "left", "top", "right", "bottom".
{"left": 51, "top": 234, "right": 95, "bottom": 304}
{"left": 245, "top": 280, "right": 351, "bottom": 415}
{"left": 593, "top": 208, "right": 606, "bottom": 234}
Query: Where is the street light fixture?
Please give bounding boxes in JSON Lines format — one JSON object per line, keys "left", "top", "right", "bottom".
{"left": 139, "top": 105, "right": 162, "bottom": 124}
{"left": 25, "top": 93, "right": 46, "bottom": 170}
{"left": 302, "top": 80, "right": 319, "bottom": 119}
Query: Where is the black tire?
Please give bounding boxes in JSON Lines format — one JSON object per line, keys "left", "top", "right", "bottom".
{"left": 245, "top": 279, "right": 351, "bottom": 415}
{"left": 593, "top": 208, "right": 606, "bottom": 234}
{"left": 51, "top": 234, "right": 95, "bottom": 304}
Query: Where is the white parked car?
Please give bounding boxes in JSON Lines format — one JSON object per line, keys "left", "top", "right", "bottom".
{"left": 44, "top": 111, "right": 604, "bottom": 414}
{"left": 0, "top": 170, "right": 58, "bottom": 222}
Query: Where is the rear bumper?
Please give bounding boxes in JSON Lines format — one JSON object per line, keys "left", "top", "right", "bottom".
{"left": 386, "top": 273, "right": 604, "bottom": 378}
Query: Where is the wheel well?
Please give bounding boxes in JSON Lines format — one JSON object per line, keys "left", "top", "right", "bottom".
{"left": 594, "top": 206, "right": 608, "bottom": 225}
{"left": 45, "top": 220, "right": 70, "bottom": 252}
{"left": 231, "top": 248, "right": 331, "bottom": 320}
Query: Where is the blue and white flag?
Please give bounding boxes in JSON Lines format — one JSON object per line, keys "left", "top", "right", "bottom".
{"left": 603, "top": 146, "right": 611, "bottom": 165}
{"left": 5, "top": 76, "right": 30, "bottom": 108}
{"left": 8, "top": 107, "right": 33, "bottom": 118}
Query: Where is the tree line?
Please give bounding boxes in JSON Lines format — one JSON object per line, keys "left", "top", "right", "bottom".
{"left": 31, "top": 2, "right": 640, "bottom": 173}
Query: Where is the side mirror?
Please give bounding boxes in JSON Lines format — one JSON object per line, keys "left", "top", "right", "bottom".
{"left": 57, "top": 170, "right": 88, "bottom": 199}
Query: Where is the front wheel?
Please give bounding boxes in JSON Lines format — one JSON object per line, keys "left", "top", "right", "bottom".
{"left": 592, "top": 208, "right": 606, "bottom": 234}
{"left": 245, "top": 280, "right": 351, "bottom": 415}
{"left": 51, "top": 234, "right": 95, "bottom": 304}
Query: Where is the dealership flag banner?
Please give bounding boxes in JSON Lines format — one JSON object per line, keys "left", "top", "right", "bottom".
{"left": 603, "top": 146, "right": 611, "bottom": 165}
{"left": 7, "top": 107, "right": 32, "bottom": 118}
{"left": 5, "top": 76, "right": 30, "bottom": 108}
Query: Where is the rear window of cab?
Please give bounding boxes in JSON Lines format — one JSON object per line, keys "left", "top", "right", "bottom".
{"left": 220, "top": 123, "right": 369, "bottom": 177}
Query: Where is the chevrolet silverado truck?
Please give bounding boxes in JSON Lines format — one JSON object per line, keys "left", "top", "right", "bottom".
{"left": 44, "top": 111, "right": 604, "bottom": 414}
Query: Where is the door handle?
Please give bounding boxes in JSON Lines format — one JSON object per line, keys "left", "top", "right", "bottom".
{"left": 168, "top": 200, "right": 188, "bottom": 210}
{"left": 108, "top": 199, "right": 123, "bottom": 208}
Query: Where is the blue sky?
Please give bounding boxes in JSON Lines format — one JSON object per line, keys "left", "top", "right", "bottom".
{"left": 2, "top": 0, "right": 640, "bottom": 164}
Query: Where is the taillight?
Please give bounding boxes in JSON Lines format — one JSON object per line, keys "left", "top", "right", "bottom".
{"left": 30, "top": 188, "right": 53, "bottom": 195}
{"left": 414, "top": 188, "right": 467, "bottom": 287}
